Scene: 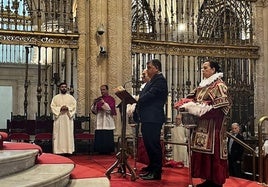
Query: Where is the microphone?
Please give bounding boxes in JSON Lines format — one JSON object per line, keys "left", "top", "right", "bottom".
{"left": 123, "top": 80, "right": 133, "bottom": 88}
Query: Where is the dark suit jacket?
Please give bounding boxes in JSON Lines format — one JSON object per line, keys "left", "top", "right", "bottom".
{"left": 134, "top": 73, "right": 168, "bottom": 124}
{"left": 228, "top": 133, "right": 244, "bottom": 161}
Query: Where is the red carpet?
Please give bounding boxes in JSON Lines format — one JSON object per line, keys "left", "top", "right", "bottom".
{"left": 68, "top": 154, "right": 263, "bottom": 187}
{"left": 1, "top": 142, "right": 263, "bottom": 187}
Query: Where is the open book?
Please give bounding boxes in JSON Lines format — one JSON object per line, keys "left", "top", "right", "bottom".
{"left": 114, "top": 86, "right": 137, "bottom": 105}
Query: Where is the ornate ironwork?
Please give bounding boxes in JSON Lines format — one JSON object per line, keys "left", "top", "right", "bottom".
{"left": 24, "top": 46, "right": 30, "bottom": 117}
{"left": 132, "top": 40, "right": 259, "bottom": 59}
{"left": 0, "top": 30, "right": 79, "bottom": 48}
{"left": 131, "top": 0, "right": 258, "bottom": 139}
{"left": 0, "top": 0, "right": 78, "bottom": 118}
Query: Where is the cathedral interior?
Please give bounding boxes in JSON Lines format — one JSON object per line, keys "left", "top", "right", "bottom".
{"left": 0, "top": 0, "right": 268, "bottom": 183}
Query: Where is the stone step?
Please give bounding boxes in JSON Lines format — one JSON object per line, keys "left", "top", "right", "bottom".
{"left": 0, "top": 164, "right": 74, "bottom": 187}
{"left": 68, "top": 178, "right": 110, "bottom": 187}
{"left": 0, "top": 143, "right": 110, "bottom": 187}
{"left": 0, "top": 149, "right": 39, "bottom": 178}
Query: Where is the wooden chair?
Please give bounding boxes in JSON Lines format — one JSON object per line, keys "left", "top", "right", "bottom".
{"left": 34, "top": 133, "right": 53, "bottom": 153}
{"left": 74, "top": 115, "right": 93, "bottom": 154}
{"left": 74, "top": 115, "right": 90, "bottom": 133}
{"left": 74, "top": 133, "right": 94, "bottom": 154}
{"left": 35, "top": 117, "right": 53, "bottom": 134}
{"left": 6, "top": 113, "right": 27, "bottom": 134}
{"left": 34, "top": 116, "right": 53, "bottom": 153}
{"left": 8, "top": 115, "right": 27, "bottom": 134}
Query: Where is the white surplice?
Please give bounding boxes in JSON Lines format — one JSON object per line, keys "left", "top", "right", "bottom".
{"left": 95, "top": 103, "right": 115, "bottom": 130}
{"left": 171, "top": 125, "right": 189, "bottom": 166}
{"left": 50, "top": 93, "right": 76, "bottom": 154}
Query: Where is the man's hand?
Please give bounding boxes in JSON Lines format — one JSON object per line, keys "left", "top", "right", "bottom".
{"left": 60, "top": 105, "right": 69, "bottom": 112}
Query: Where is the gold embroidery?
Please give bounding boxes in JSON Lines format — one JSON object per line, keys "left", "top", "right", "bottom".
{"left": 191, "top": 119, "right": 215, "bottom": 154}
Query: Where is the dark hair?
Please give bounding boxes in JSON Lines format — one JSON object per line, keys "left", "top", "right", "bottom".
{"left": 59, "top": 82, "right": 67, "bottom": 87}
{"left": 148, "top": 59, "right": 162, "bottom": 72}
{"left": 101, "top": 84, "right": 109, "bottom": 90}
{"left": 206, "top": 60, "right": 222, "bottom": 73}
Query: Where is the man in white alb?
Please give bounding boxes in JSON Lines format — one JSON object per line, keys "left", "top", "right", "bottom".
{"left": 51, "top": 82, "right": 77, "bottom": 155}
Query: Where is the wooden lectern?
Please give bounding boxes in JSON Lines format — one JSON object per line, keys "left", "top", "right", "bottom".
{"left": 105, "top": 88, "right": 137, "bottom": 181}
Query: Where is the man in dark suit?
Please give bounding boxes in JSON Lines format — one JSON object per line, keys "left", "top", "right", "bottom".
{"left": 228, "top": 122, "right": 244, "bottom": 178}
{"left": 134, "top": 59, "right": 168, "bottom": 180}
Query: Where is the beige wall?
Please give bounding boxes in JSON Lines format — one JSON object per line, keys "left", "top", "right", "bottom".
{"left": 0, "top": 64, "right": 47, "bottom": 120}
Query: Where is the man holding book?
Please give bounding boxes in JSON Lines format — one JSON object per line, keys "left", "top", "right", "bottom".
{"left": 134, "top": 59, "right": 168, "bottom": 180}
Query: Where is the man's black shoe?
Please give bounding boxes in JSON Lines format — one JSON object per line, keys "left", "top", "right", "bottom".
{"left": 140, "top": 172, "right": 161, "bottom": 180}
{"left": 139, "top": 166, "right": 151, "bottom": 177}
{"left": 139, "top": 171, "right": 149, "bottom": 177}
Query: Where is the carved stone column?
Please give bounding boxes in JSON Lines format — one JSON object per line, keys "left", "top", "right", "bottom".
{"left": 262, "top": 1, "right": 268, "bottom": 115}
{"left": 254, "top": 1, "right": 268, "bottom": 132}
{"left": 76, "top": 0, "right": 88, "bottom": 116}
{"left": 76, "top": 0, "right": 132, "bottom": 135}
{"left": 106, "top": 0, "right": 132, "bottom": 135}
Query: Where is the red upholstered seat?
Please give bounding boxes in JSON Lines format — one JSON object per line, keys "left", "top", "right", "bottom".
{"left": 74, "top": 133, "right": 94, "bottom": 154}
{"left": 0, "top": 132, "right": 8, "bottom": 140}
{"left": 34, "top": 133, "right": 53, "bottom": 153}
{"left": 34, "top": 133, "right": 52, "bottom": 140}
{"left": 8, "top": 133, "right": 30, "bottom": 142}
{"left": 0, "top": 132, "right": 8, "bottom": 149}
{"left": 74, "top": 133, "right": 94, "bottom": 140}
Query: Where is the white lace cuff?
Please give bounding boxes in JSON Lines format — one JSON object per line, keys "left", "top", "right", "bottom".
{"left": 180, "top": 101, "right": 212, "bottom": 117}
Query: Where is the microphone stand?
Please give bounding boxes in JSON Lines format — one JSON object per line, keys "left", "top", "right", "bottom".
{"left": 123, "top": 80, "right": 133, "bottom": 89}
